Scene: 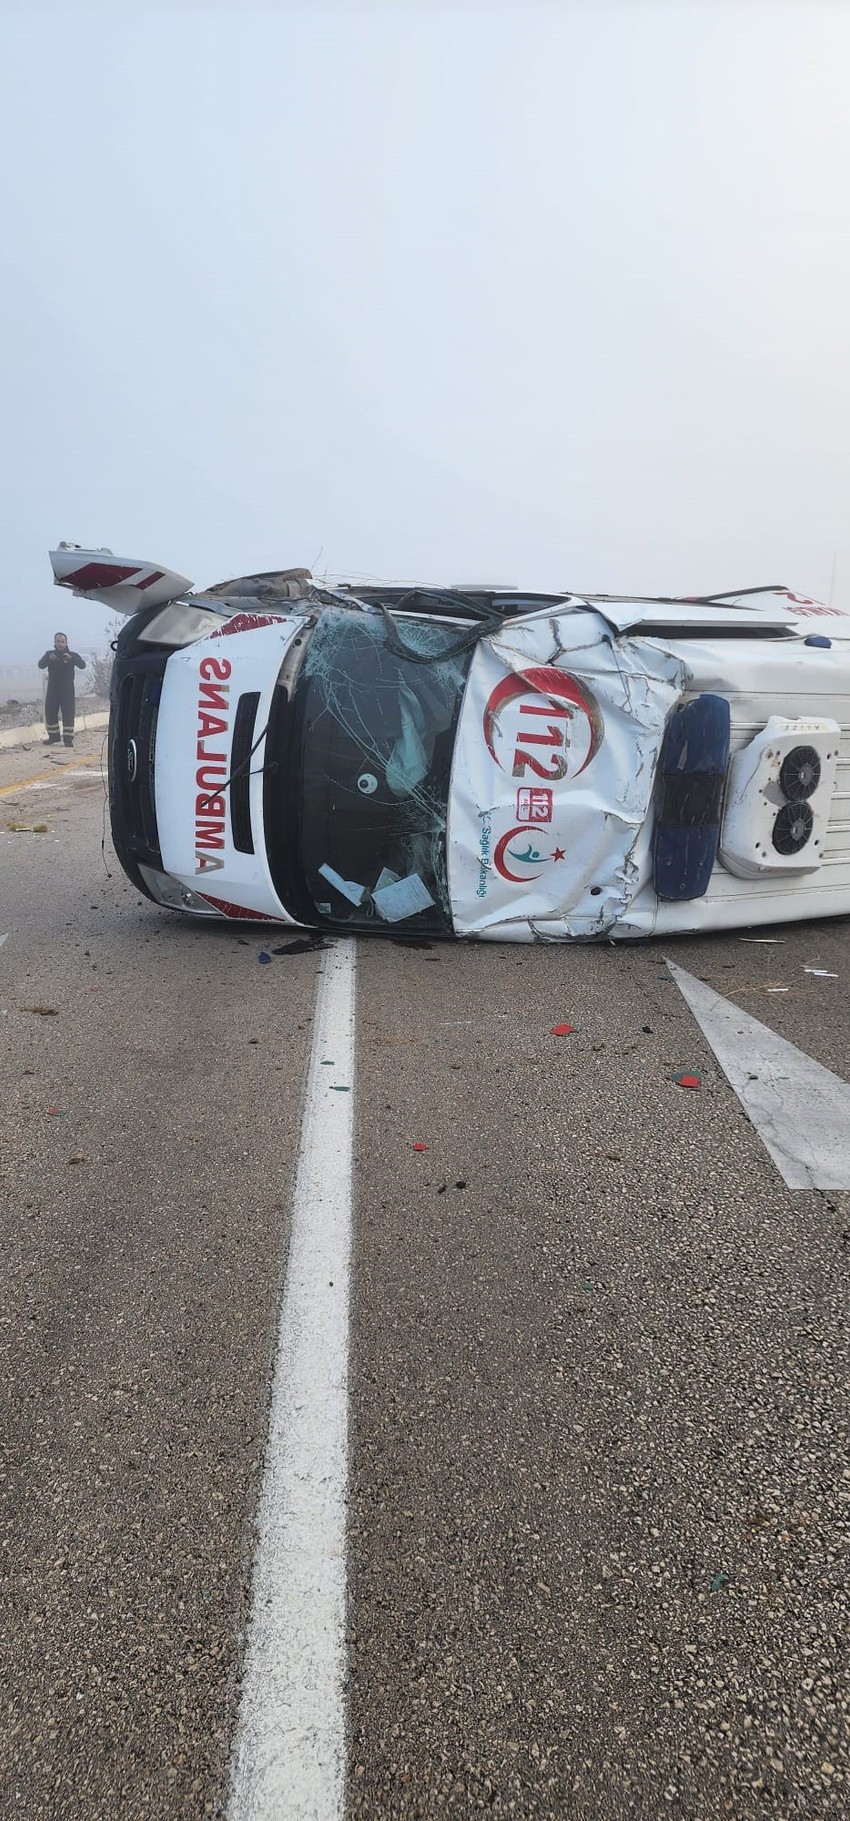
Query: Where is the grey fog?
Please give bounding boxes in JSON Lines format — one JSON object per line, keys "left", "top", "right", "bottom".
{"left": 1, "top": 0, "right": 849, "bottom": 669}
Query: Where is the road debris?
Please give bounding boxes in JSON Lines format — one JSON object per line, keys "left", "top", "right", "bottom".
{"left": 271, "top": 937, "right": 328, "bottom": 956}
{"left": 671, "top": 1071, "right": 701, "bottom": 1089}
{"left": 550, "top": 1023, "right": 576, "bottom": 1036}
{"left": 804, "top": 967, "right": 838, "bottom": 978}
{"left": 735, "top": 980, "right": 791, "bottom": 995}
{"left": 8, "top": 822, "right": 48, "bottom": 834}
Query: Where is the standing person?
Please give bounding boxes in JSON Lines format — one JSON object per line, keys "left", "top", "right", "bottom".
{"left": 38, "top": 632, "right": 86, "bottom": 747}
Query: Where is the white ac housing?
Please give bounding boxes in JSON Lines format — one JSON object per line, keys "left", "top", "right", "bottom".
{"left": 719, "top": 715, "right": 840, "bottom": 879}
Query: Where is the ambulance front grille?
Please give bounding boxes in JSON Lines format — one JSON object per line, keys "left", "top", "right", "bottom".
{"left": 229, "top": 691, "right": 260, "bottom": 855}
{"left": 110, "top": 660, "right": 164, "bottom": 867}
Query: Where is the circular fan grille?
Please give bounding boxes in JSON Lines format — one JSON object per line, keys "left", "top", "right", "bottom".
{"left": 772, "top": 799, "right": 814, "bottom": 855}
{"left": 779, "top": 745, "right": 821, "bottom": 800}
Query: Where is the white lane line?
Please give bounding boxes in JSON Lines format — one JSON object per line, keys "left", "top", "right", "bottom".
{"left": 667, "top": 959, "right": 850, "bottom": 1190}
{"left": 229, "top": 938, "right": 356, "bottom": 1821}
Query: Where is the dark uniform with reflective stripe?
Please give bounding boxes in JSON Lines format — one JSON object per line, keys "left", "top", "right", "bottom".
{"left": 38, "top": 644, "right": 86, "bottom": 746}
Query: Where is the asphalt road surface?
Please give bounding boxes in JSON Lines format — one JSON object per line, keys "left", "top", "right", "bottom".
{"left": 1, "top": 728, "right": 849, "bottom": 1820}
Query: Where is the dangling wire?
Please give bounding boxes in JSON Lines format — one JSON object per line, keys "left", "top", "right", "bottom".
{"left": 196, "top": 722, "right": 272, "bottom": 813}
{"left": 376, "top": 589, "right": 518, "bottom": 667}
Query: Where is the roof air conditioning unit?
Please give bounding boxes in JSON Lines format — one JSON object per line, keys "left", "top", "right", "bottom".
{"left": 719, "top": 716, "right": 839, "bottom": 878}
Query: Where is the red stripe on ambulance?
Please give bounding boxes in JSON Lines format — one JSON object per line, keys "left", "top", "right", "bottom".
{"left": 64, "top": 561, "right": 139, "bottom": 590}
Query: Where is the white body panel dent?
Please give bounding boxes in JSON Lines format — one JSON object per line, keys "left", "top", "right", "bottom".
{"left": 447, "top": 612, "right": 684, "bottom": 937}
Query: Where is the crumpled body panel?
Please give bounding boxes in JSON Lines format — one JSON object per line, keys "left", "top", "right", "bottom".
{"left": 448, "top": 611, "right": 684, "bottom": 938}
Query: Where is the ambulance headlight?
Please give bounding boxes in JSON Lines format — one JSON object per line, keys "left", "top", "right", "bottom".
{"left": 137, "top": 865, "right": 225, "bottom": 915}
{"left": 137, "top": 601, "right": 227, "bottom": 647}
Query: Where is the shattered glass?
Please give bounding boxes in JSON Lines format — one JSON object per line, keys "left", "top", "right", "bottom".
{"left": 289, "top": 609, "right": 473, "bottom": 929}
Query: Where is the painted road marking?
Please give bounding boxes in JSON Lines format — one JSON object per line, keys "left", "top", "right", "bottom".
{"left": 0, "top": 755, "right": 102, "bottom": 799}
{"left": 668, "top": 959, "right": 850, "bottom": 1190}
{"left": 229, "top": 940, "right": 356, "bottom": 1821}
{"left": 23, "top": 773, "right": 105, "bottom": 790}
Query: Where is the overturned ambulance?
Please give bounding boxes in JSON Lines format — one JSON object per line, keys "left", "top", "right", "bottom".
{"left": 50, "top": 543, "right": 850, "bottom": 940}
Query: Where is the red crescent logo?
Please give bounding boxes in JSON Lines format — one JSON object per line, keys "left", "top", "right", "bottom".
{"left": 493, "top": 825, "right": 545, "bottom": 883}
{"left": 483, "top": 666, "right": 603, "bottom": 775}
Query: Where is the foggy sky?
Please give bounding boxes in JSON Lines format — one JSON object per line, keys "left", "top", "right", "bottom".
{"left": 2, "top": 0, "right": 849, "bottom": 665}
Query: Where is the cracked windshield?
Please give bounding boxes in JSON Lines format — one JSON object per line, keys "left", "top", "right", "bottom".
{"left": 292, "top": 608, "right": 473, "bottom": 929}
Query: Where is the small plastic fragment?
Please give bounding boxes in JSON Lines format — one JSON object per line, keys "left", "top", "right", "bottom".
{"left": 550, "top": 1023, "right": 576, "bottom": 1036}
{"left": 258, "top": 951, "right": 272, "bottom": 964}
{"left": 330, "top": 1085, "right": 350, "bottom": 1092}
{"left": 8, "top": 823, "right": 49, "bottom": 833}
{"left": 710, "top": 1571, "right": 730, "bottom": 1593}
{"left": 804, "top": 967, "right": 838, "bottom": 978}
{"left": 46, "top": 1107, "right": 63, "bottom": 1115}
{"left": 411, "top": 1143, "right": 429, "bottom": 1152}
{"left": 672, "top": 1071, "right": 701, "bottom": 1089}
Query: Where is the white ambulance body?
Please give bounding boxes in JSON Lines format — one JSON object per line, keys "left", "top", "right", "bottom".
{"left": 50, "top": 544, "right": 850, "bottom": 940}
